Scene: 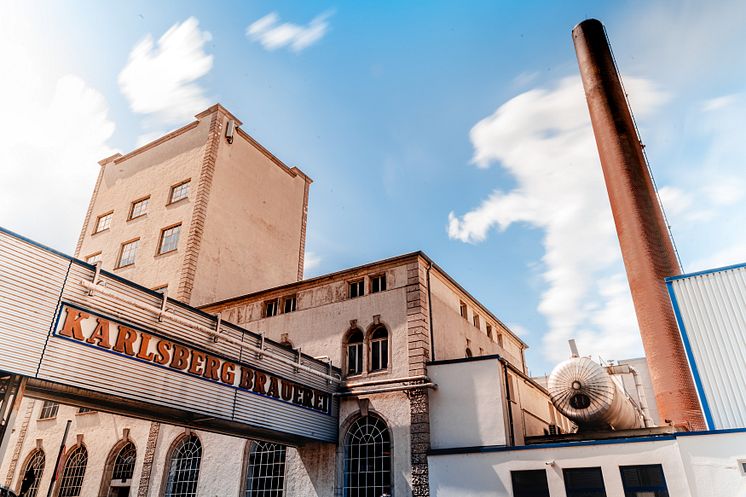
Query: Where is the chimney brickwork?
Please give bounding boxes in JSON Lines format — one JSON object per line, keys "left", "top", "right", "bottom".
{"left": 572, "top": 19, "right": 705, "bottom": 430}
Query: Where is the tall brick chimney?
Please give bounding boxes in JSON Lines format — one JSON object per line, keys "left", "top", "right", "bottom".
{"left": 572, "top": 19, "right": 705, "bottom": 430}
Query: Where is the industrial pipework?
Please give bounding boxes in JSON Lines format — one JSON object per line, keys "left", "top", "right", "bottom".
{"left": 572, "top": 19, "right": 705, "bottom": 430}
{"left": 548, "top": 341, "right": 647, "bottom": 431}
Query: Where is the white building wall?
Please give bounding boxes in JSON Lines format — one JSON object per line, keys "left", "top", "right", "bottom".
{"left": 428, "top": 430, "right": 746, "bottom": 497}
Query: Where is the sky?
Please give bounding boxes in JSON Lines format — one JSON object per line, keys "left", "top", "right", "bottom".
{"left": 1, "top": 0, "right": 745, "bottom": 375}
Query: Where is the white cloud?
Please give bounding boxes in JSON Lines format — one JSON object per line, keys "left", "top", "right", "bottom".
{"left": 247, "top": 11, "right": 332, "bottom": 53}
{"left": 303, "top": 251, "right": 322, "bottom": 277}
{"left": 119, "top": 17, "right": 213, "bottom": 124}
{"left": 449, "top": 76, "right": 668, "bottom": 364}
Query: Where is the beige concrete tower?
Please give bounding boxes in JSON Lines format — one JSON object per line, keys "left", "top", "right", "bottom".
{"left": 75, "top": 104, "right": 311, "bottom": 306}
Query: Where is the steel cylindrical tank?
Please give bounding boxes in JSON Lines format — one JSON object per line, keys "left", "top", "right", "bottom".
{"left": 548, "top": 357, "right": 642, "bottom": 430}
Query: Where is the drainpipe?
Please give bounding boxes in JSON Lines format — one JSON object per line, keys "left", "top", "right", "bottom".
{"left": 502, "top": 362, "right": 516, "bottom": 446}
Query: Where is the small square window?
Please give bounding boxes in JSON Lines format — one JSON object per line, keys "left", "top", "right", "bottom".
{"left": 118, "top": 239, "right": 139, "bottom": 268}
{"left": 371, "top": 274, "right": 387, "bottom": 293}
{"left": 77, "top": 407, "right": 95, "bottom": 414}
{"left": 283, "top": 295, "right": 297, "bottom": 313}
{"left": 511, "top": 469, "right": 550, "bottom": 497}
{"left": 620, "top": 465, "right": 669, "bottom": 496}
{"left": 158, "top": 224, "right": 181, "bottom": 254}
{"left": 349, "top": 280, "right": 364, "bottom": 298}
{"left": 94, "top": 212, "right": 113, "bottom": 233}
{"left": 473, "top": 314, "right": 480, "bottom": 329}
{"left": 129, "top": 196, "right": 150, "bottom": 220}
{"left": 264, "top": 299, "right": 279, "bottom": 317}
{"left": 486, "top": 324, "right": 493, "bottom": 340}
{"left": 39, "top": 401, "right": 59, "bottom": 420}
{"left": 85, "top": 252, "right": 102, "bottom": 265}
{"left": 169, "top": 180, "right": 190, "bottom": 203}
{"left": 563, "top": 467, "right": 607, "bottom": 497}
{"left": 459, "top": 301, "right": 468, "bottom": 319}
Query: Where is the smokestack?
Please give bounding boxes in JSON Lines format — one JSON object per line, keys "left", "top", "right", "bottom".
{"left": 572, "top": 19, "right": 705, "bottom": 430}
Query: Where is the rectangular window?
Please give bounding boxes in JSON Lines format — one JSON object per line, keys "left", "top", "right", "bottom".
{"left": 169, "top": 180, "right": 190, "bottom": 203}
{"left": 459, "top": 301, "right": 468, "bottom": 319}
{"left": 473, "top": 314, "right": 480, "bottom": 329}
{"left": 371, "top": 274, "right": 387, "bottom": 293}
{"left": 158, "top": 224, "right": 181, "bottom": 254}
{"left": 39, "top": 401, "right": 59, "bottom": 420}
{"left": 486, "top": 324, "right": 493, "bottom": 340}
{"left": 497, "top": 333, "right": 504, "bottom": 348}
{"left": 283, "top": 295, "right": 297, "bottom": 313}
{"left": 620, "top": 465, "right": 669, "bottom": 497}
{"left": 511, "top": 469, "right": 550, "bottom": 497}
{"left": 117, "top": 239, "right": 139, "bottom": 268}
{"left": 85, "top": 252, "right": 102, "bottom": 265}
{"left": 264, "top": 299, "right": 279, "bottom": 318}
{"left": 94, "top": 211, "right": 113, "bottom": 233}
{"left": 349, "top": 280, "right": 364, "bottom": 298}
{"left": 564, "top": 467, "right": 607, "bottom": 497}
{"left": 129, "top": 196, "right": 150, "bottom": 220}
{"left": 77, "top": 407, "right": 94, "bottom": 414}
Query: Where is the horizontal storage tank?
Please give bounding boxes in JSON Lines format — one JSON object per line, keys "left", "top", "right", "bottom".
{"left": 548, "top": 356, "right": 643, "bottom": 430}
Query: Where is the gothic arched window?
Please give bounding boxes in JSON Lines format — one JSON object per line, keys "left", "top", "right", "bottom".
{"left": 164, "top": 435, "right": 202, "bottom": 497}
{"left": 58, "top": 445, "right": 87, "bottom": 497}
{"left": 18, "top": 448, "right": 45, "bottom": 497}
{"left": 244, "top": 441, "right": 287, "bottom": 496}
{"left": 343, "top": 415, "right": 392, "bottom": 497}
{"left": 346, "top": 329, "right": 364, "bottom": 376}
{"left": 369, "top": 326, "right": 389, "bottom": 372}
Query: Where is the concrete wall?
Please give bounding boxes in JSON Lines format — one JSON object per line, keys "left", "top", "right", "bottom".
{"left": 428, "top": 271, "right": 524, "bottom": 369}
{"left": 76, "top": 119, "right": 208, "bottom": 294}
{"left": 428, "top": 359, "right": 506, "bottom": 450}
{"left": 428, "top": 430, "right": 746, "bottom": 497}
{"left": 189, "top": 121, "right": 309, "bottom": 306}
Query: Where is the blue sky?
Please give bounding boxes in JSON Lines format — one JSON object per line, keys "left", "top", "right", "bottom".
{"left": 1, "top": 0, "right": 744, "bottom": 374}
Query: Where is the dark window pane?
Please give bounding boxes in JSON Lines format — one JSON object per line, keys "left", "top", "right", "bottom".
{"left": 564, "top": 467, "right": 607, "bottom": 497}
{"left": 512, "top": 470, "right": 550, "bottom": 497}
{"left": 620, "top": 465, "right": 669, "bottom": 497}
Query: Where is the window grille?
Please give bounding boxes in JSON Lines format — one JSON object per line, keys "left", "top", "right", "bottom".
{"left": 164, "top": 435, "right": 201, "bottom": 497}
{"left": 511, "top": 469, "right": 550, "bottom": 497}
{"left": 159, "top": 225, "right": 181, "bottom": 254}
{"left": 343, "top": 415, "right": 392, "bottom": 497}
{"left": 370, "top": 327, "right": 388, "bottom": 371}
{"left": 244, "top": 442, "right": 287, "bottom": 497}
{"left": 170, "top": 181, "right": 190, "bottom": 203}
{"left": 371, "top": 275, "right": 386, "bottom": 293}
{"left": 563, "top": 467, "right": 607, "bottom": 497}
{"left": 282, "top": 295, "right": 296, "bottom": 313}
{"left": 264, "top": 299, "right": 279, "bottom": 318}
{"left": 38, "top": 401, "right": 58, "bottom": 420}
{"left": 619, "top": 465, "right": 669, "bottom": 497}
{"left": 346, "top": 330, "right": 364, "bottom": 376}
{"left": 349, "top": 280, "right": 364, "bottom": 298}
{"left": 118, "top": 239, "right": 139, "bottom": 267}
{"left": 129, "top": 197, "right": 149, "bottom": 219}
{"left": 19, "top": 449, "right": 45, "bottom": 497}
{"left": 85, "top": 252, "right": 102, "bottom": 265}
{"left": 95, "top": 212, "right": 113, "bottom": 233}
{"left": 112, "top": 442, "right": 137, "bottom": 482}
{"left": 58, "top": 446, "right": 88, "bottom": 497}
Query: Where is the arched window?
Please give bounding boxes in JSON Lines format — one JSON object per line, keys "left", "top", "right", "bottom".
{"left": 346, "top": 329, "right": 364, "bottom": 376}
{"left": 244, "top": 441, "right": 287, "bottom": 496}
{"left": 164, "top": 435, "right": 201, "bottom": 497}
{"left": 343, "top": 415, "right": 392, "bottom": 497}
{"left": 369, "top": 326, "right": 389, "bottom": 372}
{"left": 102, "top": 441, "right": 137, "bottom": 496}
{"left": 18, "top": 449, "right": 45, "bottom": 497}
{"left": 57, "top": 445, "right": 87, "bottom": 497}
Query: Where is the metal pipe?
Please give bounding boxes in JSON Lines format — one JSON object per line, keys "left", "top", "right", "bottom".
{"left": 79, "top": 279, "right": 342, "bottom": 384}
{"left": 343, "top": 375, "right": 430, "bottom": 389}
{"left": 335, "top": 382, "right": 436, "bottom": 397}
{"left": 572, "top": 18, "right": 704, "bottom": 430}
{"left": 629, "top": 366, "right": 654, "bottom": 427}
